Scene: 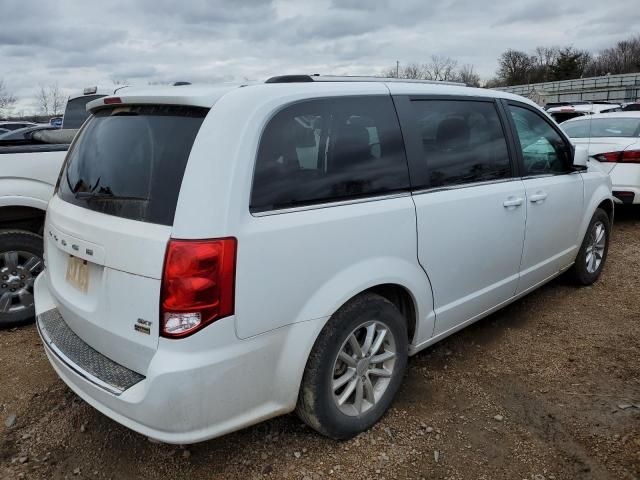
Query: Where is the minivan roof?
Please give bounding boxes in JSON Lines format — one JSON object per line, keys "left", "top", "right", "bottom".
{"left": 87, "top": 79, "right": 540, "bottom": 113}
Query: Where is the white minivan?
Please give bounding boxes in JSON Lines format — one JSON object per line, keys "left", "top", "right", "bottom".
{"left": 35, "top": 77, "right": 613, "bottom": 444}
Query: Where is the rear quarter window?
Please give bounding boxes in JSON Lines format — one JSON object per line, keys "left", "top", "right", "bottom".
{"left": 250, "top": 96, "right": 409, "bottom": 212}
{"left": 58, "top": 105, "right": 208, "bottom": 226}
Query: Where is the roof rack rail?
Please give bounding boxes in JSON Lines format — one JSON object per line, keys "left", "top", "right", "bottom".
{"left": 265, "top": 74, "right": 465, "bottom": 86}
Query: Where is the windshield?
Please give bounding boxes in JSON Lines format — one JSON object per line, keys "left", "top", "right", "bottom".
{"left": 562, "top": 117, "right": 640, "bottom": 138}
{"left": 62, "top": 95, "right": 105, "bottom": 129}
{"left": 58, "top": 105, "right": 208, "bottom": 225}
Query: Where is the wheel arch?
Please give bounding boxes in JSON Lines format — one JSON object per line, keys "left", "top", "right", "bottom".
{"left": 293, "top": 257, "right": 435, "bottom": 350}
{"left": 578, "top": 187, "right": 615, "bottom": 246}
{"left": 597, "top": 198, "right": 614, "bottom": 224}
{"left": 0, "top": 204, "right": 47, "bottom": 235}
{"left": 366, "top": 283, "right": 418, "bottom": 345}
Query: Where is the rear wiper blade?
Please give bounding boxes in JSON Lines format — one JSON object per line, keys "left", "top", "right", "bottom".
{"left": 74, "top": 191, "right": 146, "bottom": 201}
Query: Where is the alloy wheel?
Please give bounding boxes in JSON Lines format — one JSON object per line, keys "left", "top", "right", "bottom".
{"left": 585, "top": 221, "right": 606, "bottom": 274}
{"left": 331, "top": 321, "right": 398, "bottom": 416}
{"left": 0, "top": 251, "right": 43, "bottom": 314}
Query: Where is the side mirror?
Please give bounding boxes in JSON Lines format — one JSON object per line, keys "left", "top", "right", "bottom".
{"left": 573, "top": 145, "right": 589, "bottom": 170}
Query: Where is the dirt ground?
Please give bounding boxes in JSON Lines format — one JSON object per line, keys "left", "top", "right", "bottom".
{"left": 1, "top": 209, "right": 639, "bottom": 480}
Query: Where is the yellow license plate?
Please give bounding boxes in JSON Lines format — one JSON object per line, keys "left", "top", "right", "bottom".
{"left": 66, "top": 256, "right": 89, "bottom": 292}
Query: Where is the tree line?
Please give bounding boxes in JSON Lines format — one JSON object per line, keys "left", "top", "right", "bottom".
{"left": 382, "top": 55, "right": 482, "bottom": 87}
{"left": 0, "top": 83, "right": 65, "bottom": 120}
{"left": 2, "top": 34, "right": 640, "bottom": 119}
{"left": 386, "top": 34, "right": 640, "bottom": 87}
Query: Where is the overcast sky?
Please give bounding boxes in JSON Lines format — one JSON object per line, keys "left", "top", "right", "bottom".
{"left": 1, "top": 0, "right": 638, "bottom": 114}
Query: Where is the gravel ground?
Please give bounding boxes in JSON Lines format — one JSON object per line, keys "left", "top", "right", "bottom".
{"left": 1, "top": 208, "right": 639, "bottom": 480}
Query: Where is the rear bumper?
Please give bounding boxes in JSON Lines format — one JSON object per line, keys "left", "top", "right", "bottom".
{"left": 35, "top": 272, "right": 322, "bottom": 444}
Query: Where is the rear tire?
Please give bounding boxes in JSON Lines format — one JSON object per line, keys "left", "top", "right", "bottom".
{"left": 569, "top": 208, "right": 610, "bottom": 286}
{"left": 0, "top": 230, "right": 44, "bottom": 328}
{"left": 296, "top": 292, "right": 408, "bottom": 440}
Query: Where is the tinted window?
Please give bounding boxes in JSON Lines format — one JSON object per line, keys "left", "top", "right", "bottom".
{"left": 62, "top": 95, "right": 104, "bottom": 129}
{"left": 410, "top": 100, "right": 511, "bottom": 187}
{"left": 58, "top": 105, "right": 207, "bottom": 225}
{"left": 550, "top": 112, "right": 585, "bottom": 123}
{"left": 250, "top": 96, "right": 409, "bottom": 212}
{"left": 509, "top": 105, "right": 572, "bottom": 175}
{"left": 2, "top": 123, "right": 32, "bottom": 131}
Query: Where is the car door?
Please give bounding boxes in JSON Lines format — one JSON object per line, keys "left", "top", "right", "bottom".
{"left": 394, "top": 96, "right": 526, "bottom": 337}
{"left": 504, "top": 101, "right": 584, "bottom": 293}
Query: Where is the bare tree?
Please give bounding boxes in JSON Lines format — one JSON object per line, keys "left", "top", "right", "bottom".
{"left": 0, "top": 79, "right": 16, "bottom": 118}
{"left": 381, "top": 67, "right": 399, "bottom": 78}
{"left": 497, "top": 49, "right": 534, "bottom": 85}
{"left": 37, "top": 83, "right": 65, "bottom": 117}
{"left": 50, "top": 84, "right": 64, "bottom": 116}
{"left": 404, "top": 63, "right": 428, "bottom": 79}
{"left": 532, "top": 46, "right": 560, "bottom": 82}
{"left": 457, "top": 64, "right": 481, "bottom": 87}
{"left": 424, "top": 55, "right": 459, "bottom": 81}
{"left": 37, "top": 85, "right": 50, "bottom": 116}
{"left": 383, "top": 56, "right": 463, "bottom": 82}
{"left": 484, "top": 77, "right": 507, "bottom": 88}
{"left": 586, "top": 35, "right": 640, "bottom": 76}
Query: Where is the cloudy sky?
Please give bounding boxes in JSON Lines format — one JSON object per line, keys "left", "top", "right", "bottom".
{"left": 1, "top": 0, "right": 638, "bottom": 114}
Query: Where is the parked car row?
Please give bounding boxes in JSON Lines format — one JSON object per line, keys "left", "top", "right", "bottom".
{"left": 559, "top": 112, "right": 640, "bottom": 204}
{"left": 546, "top": 102, "right": 621, "bottom": 123}
{"left": 13, "top": 76, "right": 613, "bottom": 445}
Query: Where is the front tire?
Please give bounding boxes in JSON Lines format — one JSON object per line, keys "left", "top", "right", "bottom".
{"left": 296, "top": 293, "right": 408, "bottom": 440}
{"left": 0, "top": 230, "right": 44, "bottom": 328}
{"left": 570, "top": 208, "right": 610, "bottom": 285}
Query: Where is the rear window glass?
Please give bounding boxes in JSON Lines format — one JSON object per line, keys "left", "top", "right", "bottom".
{"left": 250, "top": 96, "right": 409, "bottom": 212}
{"left": 58, "top": 105, "right": 208, "bottom": 226}
{"left": 562, "top": 118, "right": 640, "bottom": 138}
{"left": 62, "top": 95, "right": 105, "bottom": 129}
{"left": 549, "top": 112, "right": 585, "bottom": 123}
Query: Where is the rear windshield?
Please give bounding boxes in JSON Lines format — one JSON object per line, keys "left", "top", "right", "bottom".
{"left": 562, "top": 117, "right": 640, "bottom": 138}
{"left": 549, "top": 112, "right": 586, "bottom": 123}
{"left": 58, "top": 105, "right": 208, "bottom": 226}
{"left": 62, "top": 95, "right": 106, "bottom": 129}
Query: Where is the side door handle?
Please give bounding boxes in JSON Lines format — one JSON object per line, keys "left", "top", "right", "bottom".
{"left": 529, "top": 192, "right": 548, "bottom": 203}
{"left": 503, "top": 197, "right": 524, "bottom": 208}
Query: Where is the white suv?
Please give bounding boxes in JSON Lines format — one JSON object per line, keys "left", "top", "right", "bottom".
{"left": 35, "top": 76, "right": 613, "bottom": 444}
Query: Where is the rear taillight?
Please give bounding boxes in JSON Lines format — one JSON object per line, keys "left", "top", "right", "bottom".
{"left": 103, "top": 97, "right": 122, "bottom": 105}
{"left": 160, "top": 238, "right": 237, "bottom": 338}
{"left": 593, "top": 150, "right": 640, "bottom": 163}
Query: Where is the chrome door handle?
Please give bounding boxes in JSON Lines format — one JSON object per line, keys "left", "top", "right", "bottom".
{"left": 529, "top": 192, "right": 548, "bottom": 203}
{"left": 503, "top": 197, "right": 524, "bottom": 208}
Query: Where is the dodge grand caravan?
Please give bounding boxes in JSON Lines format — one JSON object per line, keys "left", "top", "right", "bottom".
{"left": 35, "top": 76, "right": 614, "bottom": 443}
